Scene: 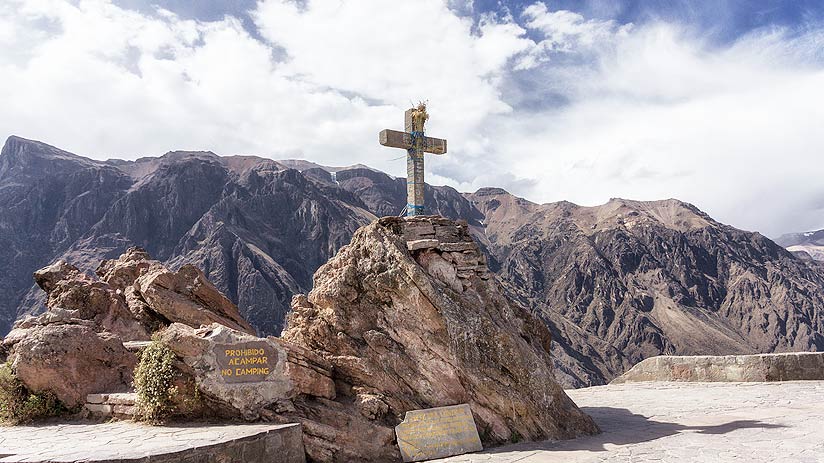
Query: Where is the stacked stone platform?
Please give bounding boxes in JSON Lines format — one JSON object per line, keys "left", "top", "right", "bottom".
{"left": 384, "top": 216, "right": 492, "bottom": 291}
{"left": 84, "top": 392, "right": 137, "bottom": 419}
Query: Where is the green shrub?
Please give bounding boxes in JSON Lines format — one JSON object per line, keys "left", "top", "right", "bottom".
{"left": 0, "top": 362, "right": 65, "bottom": 424}
{"left": 133, "top": 340, "right": 178, "bottom": 422}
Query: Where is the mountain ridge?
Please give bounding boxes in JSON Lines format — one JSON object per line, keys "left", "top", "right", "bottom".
{"left": 2, "top": 134, "right": 823, "bottom": 387}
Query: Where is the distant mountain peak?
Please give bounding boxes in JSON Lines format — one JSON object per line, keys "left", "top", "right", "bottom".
{"left": 277, "top": 159, "right": 380, "bottom": 174}
{"left": 2, "top": 135, "right": 96, "bottom": 164}
{"left": 473, "top": 187, "right": 510, "bottom": 196}
{"left": 776, "top": 228, "right": 824, "bottom": 261}
{"left": 580, "top": 197, "right": 714, "bottom": 232}
{"left": 1, "top": 135, "right": 104, "bottom": 182}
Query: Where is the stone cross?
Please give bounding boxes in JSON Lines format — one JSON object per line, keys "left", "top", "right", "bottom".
{"left": 379, "top": 102, "right": 447, "bottom": 216}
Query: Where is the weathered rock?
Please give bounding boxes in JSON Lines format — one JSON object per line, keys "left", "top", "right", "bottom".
{"left": 143, "top": 217, "right": 596, "bottom": 461}
{"left": 416, "top": 250, "right": 462, "bottom": 293}
{"left": 135, "top": 263, "right": 255, "bottom": 335}
{"left": 96, "top": 247, "right": 154, "bottom": 290}
{"left": 281, "top": 216, "right": 598, "bottom": 461}
{"left": 2, "top": 214, "right": 598, "bottom": 462}
{"left": 4, "top": 248, "right": 261, "bottom": 411}
{"left": 32, "top": 260, "right": 150, "bottom": 341}
{"left": 4, "top": 324, "right": 136, "bottom": 407}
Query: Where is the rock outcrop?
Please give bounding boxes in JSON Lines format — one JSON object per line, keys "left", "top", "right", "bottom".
{"left": 101, "top": 248, "right": 255, "bottom": 335}
{"left": 2, "top": 219, "right": 597, "bottom": 462}
{"left": 2, "top": 247, "right": 256, "bottom": 407}
{"left": 279, "top": 216, "right": 598, "bottom": 461}
{"left": 4, "top": 323, "right": 136, "bottom": 408}
{"left": 140, "top": 217, "right": 597, "bottom": 462}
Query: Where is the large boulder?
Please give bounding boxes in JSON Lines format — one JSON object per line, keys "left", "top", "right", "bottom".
{"left": 5, "top": 323, "right": 136, "bottom": 407}
{"left": 279, "top": 216, "right": 598, "bottom": 461}
{"left": 98, "top": 247, "right": 255, "bottom": 335}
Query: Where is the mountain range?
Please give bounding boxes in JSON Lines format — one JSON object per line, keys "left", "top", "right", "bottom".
{"left": 777, "top": 230, "right": 824, "bottom": 261}
{"left": 2, "top": 135, "right": 823, "bottom": 387}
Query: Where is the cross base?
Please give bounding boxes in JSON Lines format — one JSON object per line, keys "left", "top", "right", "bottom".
{"left": 406, "top": 204, "right": 425, "bottom": 216}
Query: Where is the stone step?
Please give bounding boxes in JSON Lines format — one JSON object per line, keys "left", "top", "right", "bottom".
{"left": 85, "top": 392, "right": 137, "bottom": 419}
{"left": 86, "top": 392, "right": 136, "bottom": 405}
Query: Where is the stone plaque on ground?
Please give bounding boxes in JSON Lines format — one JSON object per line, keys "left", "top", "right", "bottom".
{"left": 213, "top": 341, "right": 277, "bottom": 383}
{"left": 395, "top": 404, "right": 483, "bottom": 462}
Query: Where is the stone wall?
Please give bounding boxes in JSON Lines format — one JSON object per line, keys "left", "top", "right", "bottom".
{"left": 0, "top": 422, "right": 305, "bottom": 463}
{"left": 390, "top": 216, "right": 491, "bottom": 291}
{"left": 612, "top": 353, "right": 824, "bottom": 383}
{"left": 145, "top": 423, "right": 306, "bottom": 463}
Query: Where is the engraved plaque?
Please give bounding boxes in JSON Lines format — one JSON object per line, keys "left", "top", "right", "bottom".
{"left": 395, "top": 404, "right": 483, "bottom": 462}
{"left": 213, "top": 341, "right": 277, "bottom": 383}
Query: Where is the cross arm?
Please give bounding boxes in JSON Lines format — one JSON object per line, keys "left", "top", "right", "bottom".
{"left": 379, "top": 129, "right": 447, "bottom": 155}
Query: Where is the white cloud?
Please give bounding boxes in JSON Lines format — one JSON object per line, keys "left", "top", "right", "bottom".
{"left": 251, "top": 0, "right": 534, "bottom": 152}
{"left": 522, "top": 2, "right": 631, "bottom": 54}
{"left": 490, "top": 20, "right": 824, "bottom": 237}
{"left": 1, "top": 0, "right": 823, "bottom": 236}
{"left": 0, "top": 0, "right": 532, "bottom": 169}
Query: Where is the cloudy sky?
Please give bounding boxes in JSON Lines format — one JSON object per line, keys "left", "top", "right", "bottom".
{"left": 1, "top": 0, "right": 823, "bottom": 237}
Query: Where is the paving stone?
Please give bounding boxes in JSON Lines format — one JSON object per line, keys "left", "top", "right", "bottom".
{"left": 0, "top": 422, "right": 304, "bottom": 463}
{"left": 434, "top": 381, "right": 824, "bottom": 463}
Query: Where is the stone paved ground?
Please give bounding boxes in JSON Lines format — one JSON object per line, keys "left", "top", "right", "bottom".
{"left": 0, "top": 421, "right": 301, "bottom": 462}
{"left": 437, "top": 381, "right": 824, "bottom": 463}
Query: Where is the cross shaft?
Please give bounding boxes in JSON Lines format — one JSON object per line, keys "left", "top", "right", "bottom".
{"left": 378, "top": 103, "right": 447, "bottom": 216}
